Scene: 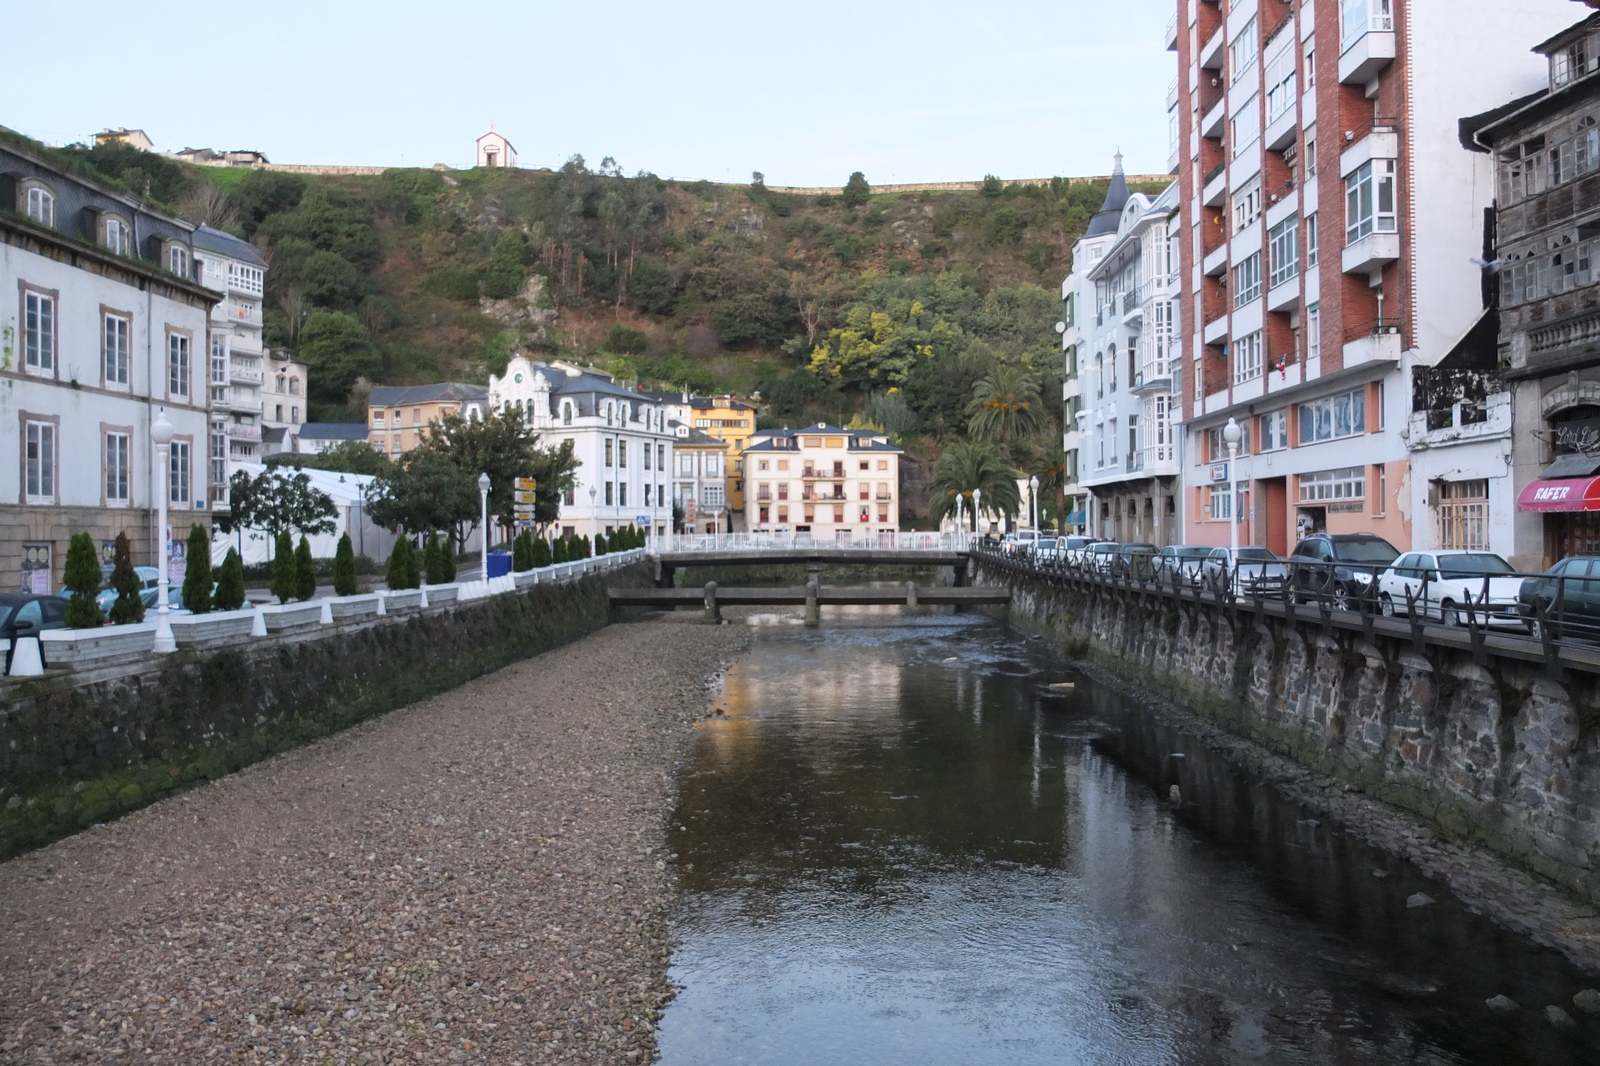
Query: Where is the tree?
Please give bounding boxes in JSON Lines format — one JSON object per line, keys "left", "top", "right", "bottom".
{"left": 267, "top": 440, "right": 391, "bottom": 476}
{"left": 387, "top": 537, "right": 420, "bottom": 590}
{"left": 512, "top": 532, "right": 532, "bottom": 571}
{"left": 552, "top": 536, "right": 569, "bottom": 564}
{"left": 426, "top": 534, "right": 454, "bottom": 584}
{"left": 367, "top": 447, "right": 478, "bottom": 546}
{"left": 333, "top": 533, "right": 358, "bottom": 596}
{"left": 298, "top": 310, "right": 381, "bottom": 408}
{"left": 966, "top": 363, "right": 1044, "bottom": 453}
{"left": 928, "top": 440, "right": 1021, "bottom": 529}
{"left": 294, "top": 537, "right": 317, "bottom": 601}
{"left": 62, "top": 532, "right": 104, "bottom": 629}
{"left": 177, "top": 182, "right": 240, "bottom": 231}
{"left": 789, "top": 267, "right": 851, "bottom": 346}
{"left": 107, "top": 532, "right": 145, "bottom": 624}
{"left": 229, "top": 469, "right": 338, "bottom": 542}
{"left": 415, "top": 411, "right": 579, "bottom": 536}
{"left": 271, "top": 530, "right": 297, "bottom": 604}
{"left": 182, "top": 524, "right": 214, "bottom": 614}
{"left": 531, "top": 535, "right": 553, "bottom": 568}
{"left": 842, "top": 172, "right": 872, "bottom": 208}
{"left": 594, "top": 532, "right": 609, "bottom": 556}
{"left": 215, "top": 548, "right": 246, "bottom": 611}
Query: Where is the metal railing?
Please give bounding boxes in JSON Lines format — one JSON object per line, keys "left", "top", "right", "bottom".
{"left": 971, "top": 540, "right": 1600, "bottom": 678}
{"left": 650, "top": 531, "right": 977, "bottom": 554}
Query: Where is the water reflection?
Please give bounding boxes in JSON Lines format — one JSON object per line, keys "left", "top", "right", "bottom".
{"left": 659, "top": 616, "right": 1599, "bottom": 1065}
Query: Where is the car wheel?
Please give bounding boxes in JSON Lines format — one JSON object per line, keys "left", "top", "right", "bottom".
{"left": 1440, "top": 601, "right": 1460, "bottom": 628}
{"left": 1331, "top": 583, "right": 1356, "bottom": 611}
{"left": 1380, "top": 594, "right": 1396, "bottom": 618}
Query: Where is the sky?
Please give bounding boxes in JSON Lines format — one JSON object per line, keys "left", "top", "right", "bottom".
{"left": 9, "top": 0, "right": 1175, "bottom": 187}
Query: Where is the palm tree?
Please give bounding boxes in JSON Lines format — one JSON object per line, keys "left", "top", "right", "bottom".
{"left": 965, "top": 364, "right": 1044, "bottom": 451}
{"left": 929, "top": 440, "right": 1021, "bottom": 529}
{"left": 1035, "top": 437, "right": 1068, "bottom": 531}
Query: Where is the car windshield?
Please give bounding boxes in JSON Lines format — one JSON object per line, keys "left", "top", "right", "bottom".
{"left": 1332, "top": 540, "right": 1399, "bottom": 563}
{"left": 0, "top": 605, "right": 11, "bottom": 627}
{"left": 1174, "top": 547, "right": 1211, "bottom": 558}
{"left": 1237, "top": 549, "right": 1278, "bottom": 562}
{"left": 1437, "top": 553, "right": 1514, "bottom": 578}
{"left": 1036, "top": 539, "right": 1057, "bottom": 549}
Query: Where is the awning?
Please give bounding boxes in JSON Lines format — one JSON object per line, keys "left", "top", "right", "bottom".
{"left": 1517, "top": 476, "right": 1600, "bottom": 512}
{"left": 1063, "top": 510, "right": 1087, "bottom": 526}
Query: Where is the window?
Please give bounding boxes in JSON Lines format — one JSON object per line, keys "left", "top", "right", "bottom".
{"left": 1261, "top": 410, "right": 1289, "bottom": 451}
{"left": 1233, "top": 183, "right": 1262, "bottom": 232}
{"left": 104, "top": 313, "right": 131, "bottom": 386}
{"left": 24, "top": 291, "right": 55, "bottom": 372}
{"left": 291, "top": 405, "right": 298, "bottom": 424}
{"left": 1265, "top": 43, "right": 1297, "bottom": 122}
{"left": 1230, "top": 18, "right": 1258, "bottom": 83}
{"left": 605, "top": 482, "right": 614, "bottom": 506}
{"left": 105, "top": 216, "right": 131, "bottom": 256}
{"left": 1346, "top": 160, "right": 1397, "bottom": 243}
{"left": 171, "top": 441, "right": 192, "bottom": 505}
{"left": 1298, "top": 388, "right": 1366, "bottom": 443}
{"left": 1342, "top": 0, "right": 1392, "bottom": 48}
{"left": 1207, "top": 485, "right": 1233, "bottom": 520}
{"left": 1438, "top": 479, "right": 1489, "bottom": 550}
{"left": 25, "top": 421, "right": 55, "bottom": 502}
{"left": 658, "top": 443, "right": 665, "bottom": 470}
{"left": 1298, "top": 466, "right": 1365, "bottom": 503}
{"left": 1305, "top": 125, "right": 1318, "bottom": 179}
{"left": 605, "top": 439, "right": 614, "bottom": 467}
{"left": 1269, "top": 216, "right": 1299, "bottom": 288}
{"left": 24, "top": 186, "right": 54, "bottom": 226}
{"left": 1305, "top": 213, "right": 1319, "bottom": 266}
{"left": 211, "top": 431, "right": 227, "bottom": 489}
{"left": 1108, "top": 418, "right": 1118, "bottom": 463}
{"left": 1234, "top": 254, "right": 1263, "bottom": 307}
{"left": 106, "top": 432, "right": 131, "bottom": 504}
{"left": 1305, "top": 48, "right": 1316, "bottom": 91}
{"left": 643, "top": 442, "right": 652, "bottom": 471}
{"left": 1232, "top": 98, "right": 1261, "bottom": 156}
{"left": 618, "top": 439, "right": 627, "bottom": 468}
{"left": 1108, "top": 345, "right": 1118, "bottom": 392}
{"left": 210, "top": 333, "right": 228, "bottom": 386}
{"left": 562, "top": 402, "right": 573, "bottom": 425}
{"left": 1208, "top": 422, "right": 1251, "bottom": 460}
{"left": 168, "top": 333, "right": 191, "bottom": 398}
{"left": 1096, "top": 351, "right": 1105, "bottom": 398}
{"left": 1307, "top": 304, "right": 1321, "bottom": 361}
{"left": 169, "top": 245, "right": 189, "bottom": 277}
{"left": 1551, "top": 32, "right": 1599, "bottom": 88}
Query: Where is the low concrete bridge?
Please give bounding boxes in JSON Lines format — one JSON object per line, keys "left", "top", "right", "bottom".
{"left": 651, "top": 547, "right": 972, "bottom": 589}
{"left": 611, "top": 582, "right": 1006, "bottom": 625}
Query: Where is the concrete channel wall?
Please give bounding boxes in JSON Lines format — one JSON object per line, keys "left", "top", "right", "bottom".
{"left": 0, "top": 561, "right": 650, "bottom": 860}
{"left": 974, "top": 556, "right": 1600, "bottom": 906}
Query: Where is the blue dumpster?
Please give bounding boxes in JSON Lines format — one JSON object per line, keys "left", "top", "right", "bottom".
{"left": 487, "top": 550, "right": 513, "bottom": 579}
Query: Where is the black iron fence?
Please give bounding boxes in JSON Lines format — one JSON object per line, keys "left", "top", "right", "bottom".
{"left": 971, "top": 541, "right": 1600, "bottom": 680}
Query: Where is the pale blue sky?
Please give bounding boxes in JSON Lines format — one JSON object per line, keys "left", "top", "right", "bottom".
{"left": 13, "top": 0, "right": 1174, "bottom": 185}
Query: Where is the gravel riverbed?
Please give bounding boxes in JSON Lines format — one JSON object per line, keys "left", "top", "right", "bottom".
{"left": 0, "top": 620, "right": 751, "bottom": 1065}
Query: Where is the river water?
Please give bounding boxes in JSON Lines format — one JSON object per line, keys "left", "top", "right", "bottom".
{"left": 655, "top": 613, "right": 1599, "bottom": 1065}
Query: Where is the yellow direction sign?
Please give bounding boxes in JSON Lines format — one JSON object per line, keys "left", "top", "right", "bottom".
{"left": 515, "top": 490, "right": 538, "bottom": 504}
{"left": 515, "top": 477, "right": 538, "bottom": 491}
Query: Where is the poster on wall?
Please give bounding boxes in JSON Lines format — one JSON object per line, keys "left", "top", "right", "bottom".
{"left": 21, "top": 544, "right": 51, "bottom": 594}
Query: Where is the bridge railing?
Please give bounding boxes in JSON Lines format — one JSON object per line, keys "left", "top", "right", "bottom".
{"left": 648, "top": 531, "right": 977, "bottom": 554}
{"left": 970, "top": 540, "right": 1600, "bottom": 679}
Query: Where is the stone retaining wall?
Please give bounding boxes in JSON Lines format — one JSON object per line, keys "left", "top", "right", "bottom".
{"left": 0, "top": 562, "right": 648, "bottom": 859}
{"left": 976, "top": 559, "right": 1600, "bottom": 904}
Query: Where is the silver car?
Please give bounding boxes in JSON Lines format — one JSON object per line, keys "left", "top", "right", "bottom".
{"left": 1203, "top": 546, "right": 1289, "bottom": 596}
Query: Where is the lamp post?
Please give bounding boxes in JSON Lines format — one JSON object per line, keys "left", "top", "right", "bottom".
{"left": 588, "top": 483, "right": 597, "bottom": 536}
{"left": 477, "top": 471, "right": 491, "bottom": 583}
{"left": 973, "top": 487, "right": 983, "bottom": 538}
{"left": 1223, "top": 417, "right": 1242, "bottom": 582}
{"left": 151, "top": 408, "right": 176, "bottom": 654}
{"left": 1029, "top": 475, "right": 1040, "bottom": 531}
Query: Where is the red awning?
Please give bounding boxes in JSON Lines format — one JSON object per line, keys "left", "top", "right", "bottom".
{"left": 1517, "top": 476, "right": 1600, "bottom": 512}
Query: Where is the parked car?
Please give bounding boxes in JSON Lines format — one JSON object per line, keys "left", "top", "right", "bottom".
{"left": 1060, "top": 536, "right": 1101, "bottom": 568}
{"left": 1027, "top": 537, "right": 1060, "bottom": 562}
{"left": 60, "top": 565, "right": 161, "bottom": 614}
{"left": 1289, "top": 533, "right": 1401, "bottom": 609}
{"left": 0, "top": 593, "right": 70, "bottom": 671}
{"left": 1203, "top": 547, "right": 1289, "bottom": 596}
{"left": 1518, "top": 556, "right": 1600, "bottom": 641}
{"left": 1112, "top": 543, "right": 1159, "bottom": 581}
{"left": 1377, "top": 551, "right": 1526, "bottom": 628}
{"left": 1085, "top": 542, "right": 1123, "bottom": 574}
{"left": 1157, "top": 545, "right": 1214, "bottom": 586}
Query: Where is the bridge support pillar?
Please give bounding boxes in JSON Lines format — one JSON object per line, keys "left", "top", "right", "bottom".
{"left": 703, "top": 582, "right": 721, "bottom": 625}
{"left": 805, "top": 563, "right": 823, "bottom": 627}
{"left": 905, "top": 581, "right": 918, "bottom": 610}
{"left": 656, "top": 561, "right": 676, "bottom": 589}
{"left": 953, "top": 560, "right": 969, "bottom": 587}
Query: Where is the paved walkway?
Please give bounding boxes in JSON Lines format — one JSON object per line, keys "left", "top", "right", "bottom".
{"left": 0, "top": 622, "right": 748, "bottom": 1064}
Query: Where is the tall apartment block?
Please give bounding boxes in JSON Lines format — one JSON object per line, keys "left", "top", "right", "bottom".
{"left": 1169, "top": 0, "right": 1572, "bottom": 555}
{"left": 192, "top": 227, "right": 267, "bottom": 512}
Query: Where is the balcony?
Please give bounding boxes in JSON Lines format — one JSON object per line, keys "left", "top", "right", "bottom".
{"left": 1203, "top": 242, "right": 1229, "bottom": 277}
{"left": 1203, "top": 314, "right": 1230, "bottom": 345}
{"left": 1343, "top": 321, "right": 1403, "bottom": 368}
{"left": 1339, "top": 119, "right": 1400, "bottom": 179}
{"left": 1338, "top": 5, "right": 1396, "bottom": 85}
{"left": 1122, "top": 289, "right": 1144, "bottom": 324}
{"left": 1266, "top": 277, "right": 1300, "bottom": 313}
{"left": 1132, "top": 361, "right": 1172, "bottom": 395}
{"left": 1265, "top": 104, "right": 1297, "bottom": 153}
{"left": 1199, "top": 23, "right": 1224, "bottom": 70}
{"left": 225, "top": 422, "right": 262, "bottom": 441}
{"left": 230, "top": 302, "right": 262, "bottom": 326}
{"left": 1342, "top": 230, "right": 1400, "bottom": 278}
{"left": 1200, "top": 98, "right": 1226, "bottom": 140}
{"left": 1165, "top": 13, "right": 1178, "bottom": 52}
{"left": 1125, "top": 451, "right": 1145, "bottom": 474}
{"left": 1168, "top": 144, "right": 1181, "bottom": 176}
{"left": 1166, "top": 77, "right": 1179, "bottom": 110}
{"left": 230, "top": 364, "right": 264, "bottom": 385}
{"left": 1202, "top": 164, "right": 1227, "bottom": 207}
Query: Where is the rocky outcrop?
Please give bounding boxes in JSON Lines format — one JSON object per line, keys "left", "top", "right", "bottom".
{"left": 479, "top": 273, "right": 558, "bottom": 339}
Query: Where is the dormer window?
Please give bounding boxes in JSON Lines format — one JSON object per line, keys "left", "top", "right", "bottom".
{"left": 169, "top": 244, "right": 190, "bottom": 277}
{"left": 1552, "top": 32, "right": 1599, "bottom": 89}
{"left": 23, "top": 185, "right": 54, "bottom": 226}
{"left": 562, "top": 401, "right": 573, "bottom": 425}
{"left": 104, "top": 215, "right": 131, "bottom": 256}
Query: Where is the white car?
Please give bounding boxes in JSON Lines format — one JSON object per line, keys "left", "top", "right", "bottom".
{"left": 1376, "top": 551, "right": 1527, "bottom": 628}
{"left": 1201, "top": 547, "right": 1289, "bottom": 596}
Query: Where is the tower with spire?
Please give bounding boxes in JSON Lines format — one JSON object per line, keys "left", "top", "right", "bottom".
{"left": 1085, "top": 153, "right": 1131, "bottom": 238}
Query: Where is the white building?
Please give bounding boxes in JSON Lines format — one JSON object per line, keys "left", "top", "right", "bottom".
{"left": 476, "top": 128, "right": 516, "bottom": 169}
{"left": 669, "top": 422, "right": 730, "bottom": 533}
{"left": 742, "top": 425, "right": 902, "bottom": 541}
{"left": 488, "top": 356, "right": 675, "bottom": 539}
{"left": 0, "top": 142, "right": 214, "bottom": 591}
{"left": 193, "top": 226, "right": 267, "bottom": 511}
{"left": 1067, "top": 161, "right": 1184, "bottom": 545}
{"left": 262, "top": 351, "right": 308, "bottom": 454}
{"left": 293, "top": 423, "right": 371, "bottom": 455}
{"left": 213, "top": 465, "right": 397, "bottom": 567}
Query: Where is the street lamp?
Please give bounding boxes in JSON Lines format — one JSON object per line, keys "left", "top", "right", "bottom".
{"left": 478, "top": 471, "right": 491, "bottom": 583}
{"left": 151, "top": 408, "right": 176, "bottom": 654}
{"left": 1029, "top": 475, "right": 1040, "bottom": 531}
{"left": 1223, "top": 416, "right": 1242, "bottom": 581}
{"left": 973, "top": 487, "right": 983, "bottom": 537}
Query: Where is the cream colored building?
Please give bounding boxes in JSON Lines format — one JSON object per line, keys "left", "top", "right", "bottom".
{"left": 367, "top": 383, "right": 488, "bottom": 457}
{"left": 742, "top": 424, "right": 901, "bottom": 541}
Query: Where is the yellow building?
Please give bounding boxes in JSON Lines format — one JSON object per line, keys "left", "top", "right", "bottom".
{"left": 367, "top": 383, "right": 488, "bottom": 457}
{"left": 658, "top": 394, "right": 757, "bottom": 529}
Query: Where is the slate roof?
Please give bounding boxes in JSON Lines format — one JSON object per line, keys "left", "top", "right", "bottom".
{"left": 1084, "top": 153, "right": 1131, "bottom": 238}
{"left": 297, "top": 423, "right": 370, "bottom": 441}
{"left": 192, "top": 225, "right": 267, "bottom": 268}
{"left": 669, "top": 420, "right": 730, "bottom": 447}
{"left": 368, "top": 382, "right": 487, "bottom": 406}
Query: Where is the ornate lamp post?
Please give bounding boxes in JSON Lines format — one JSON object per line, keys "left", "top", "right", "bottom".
{"left": 1029, "top": 474, "right": 1040, "bottom": 531}
{"left": 1223, "top": 417, "right": 1242, "bottom": 583}
{"left": 973, "top": 487, "right": 984, "bottom": 537}
{"left": 478, "top": 471, "right": 492, "bottom": 582}
{"left": 151, "top": 408, "right": 176, "bottom": 654}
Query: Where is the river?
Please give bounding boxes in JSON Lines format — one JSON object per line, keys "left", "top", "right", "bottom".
{"left": 656, "top": 613, "right": 1598, "bottom": 1064}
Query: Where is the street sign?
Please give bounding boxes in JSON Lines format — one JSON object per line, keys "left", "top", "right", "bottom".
{"left": 516, "top": 477, "right": 538, "bottom": 491}
{"left": 637, "top": 515, "right": 650, "bottom": 526}
{"left": 685, "top": 498, "right": 697, "bottom": 523}
{"left": 515, "top": 489, "right": 538, "bottom": 504}
{"left": 514, "top": 504, "right": 536, "bottom": 515}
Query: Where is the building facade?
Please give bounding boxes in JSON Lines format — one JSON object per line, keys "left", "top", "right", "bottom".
{"left": 669, "top": 422, "right": 731, "bottom": 533}
{"left": 1170, "top": 0, "right": 1570, "bottom": 556}
{"left": 1068, "top": 166, "right": 1184, "bottom": 545}
{"left": 488, "top": 356, "right": 675, "bottom": 539}
{"left": 476, "top": 129, "right": 516, "bottom": 169}
{"left": 293, "top": 423, "right": 371, "bottom": 455}
{"left": 193, "top": 226, "right": 267, "bottom": 512}
{"left": 1469, "top": 9, "right": 1600, "bottom": 567}
{"left": 367, "top": 383, "right": 488, "bottom": 457}
{"left": 657, "top": 394, "right": 758, "bottom": 530}
{"left": 262, "top": 351, "right": 308, "bottom": 454}
{"left": 741, "top": 425, "right": 901, "bottom": 540}
{"left": 0, "top": 143, "right": 214, "bottom": 591}
{"left": 1058, "top": 285, "right": 1087, "bottom": 532}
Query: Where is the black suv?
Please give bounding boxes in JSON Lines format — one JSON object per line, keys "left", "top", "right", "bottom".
{"left": 1289, "top": 533, "right": 1400, "bottom": 609}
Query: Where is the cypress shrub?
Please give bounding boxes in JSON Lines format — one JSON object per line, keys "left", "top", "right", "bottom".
{"left": 531, "top": 535, "right": 552, "bottom": 568}
{"left": 62, "top": 531, "right": 105, "bottom": 629}
{"left": 214, "top": 548, "right": 246, "bottom": 610}
{"left": 387, "top": 537, "right": 419, "bottom": 590}
{"left": 512, "top": 532, "right": 531, "bottom": 571}
{"left": 182, "top": 524, "right": 214, "bottom": 614}
{"left": 594, "top": 532, "right": 608, "bottom": 556}
{"left": 552, "top": 536, "right": 568, "bottom": 563}
{"left": 581, "top": 534, "right": 592, "bottom": 558}
{"left": 439, "top": 537, "right": 457, "bottom": 582}
{"left": 294, "top": 536, "right": 317, "bottom": 601}
{"left": 107, "top": 531, "right": 145, "bottom": 624}
{"left": 333, "top": 533, "right": 358, "bottom": 596}
{"left": 424, "top": 534, "right": 448, "bottom": 585}
{"left": 270, "top": 530, "right": 297, "bottom": 604}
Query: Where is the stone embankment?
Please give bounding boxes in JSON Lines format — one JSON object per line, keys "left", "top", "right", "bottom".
{"left": 0, "top": 620, "right": 750, "bottom": 1064}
